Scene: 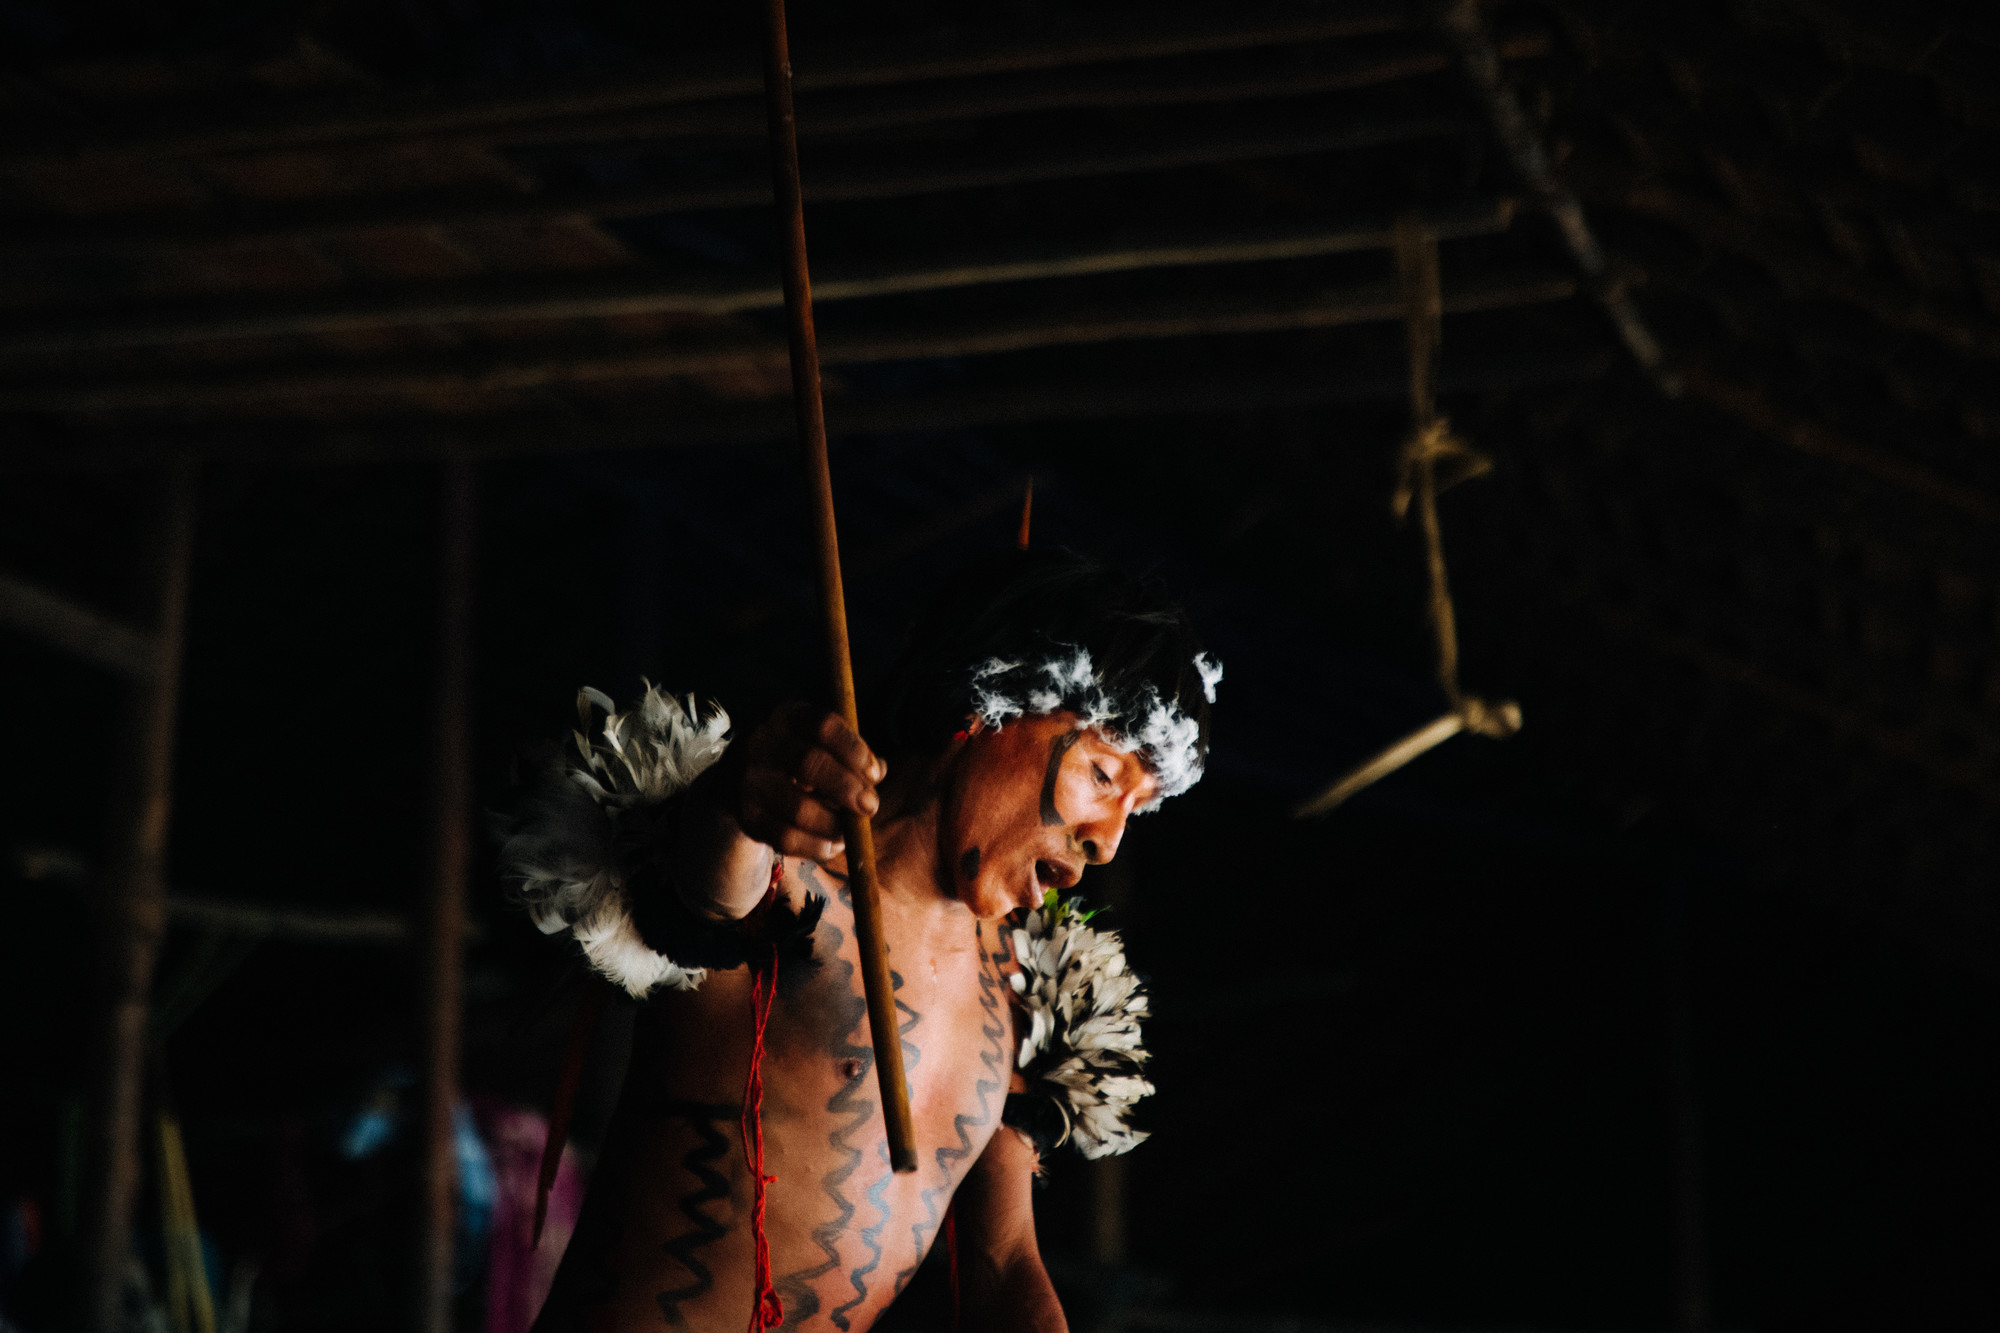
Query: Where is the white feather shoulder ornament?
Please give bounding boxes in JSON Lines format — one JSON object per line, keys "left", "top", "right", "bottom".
{"left": 499, "top": 685, "right": 731, "bottom": 998}
{"left": 1010, "top": 893, "right": 1154, "bottom": 1159}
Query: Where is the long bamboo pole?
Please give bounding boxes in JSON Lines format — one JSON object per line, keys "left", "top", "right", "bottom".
{"left": 757, "top": 0, "right": 917, "bottom": 1175}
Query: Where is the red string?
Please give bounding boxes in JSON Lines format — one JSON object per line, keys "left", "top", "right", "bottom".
{"left": 534, "top": 981, "right": 608, "bottom": 1246}
{"left": 743, "top": 860, "right": 786, "bottom": 1333}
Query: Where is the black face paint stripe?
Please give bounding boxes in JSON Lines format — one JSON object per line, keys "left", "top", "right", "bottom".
{"left": 1040, "top": 731, "right": 1082, "bottom": 827}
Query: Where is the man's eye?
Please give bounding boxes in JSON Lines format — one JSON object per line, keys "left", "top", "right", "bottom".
{"left": 1092, "top": 765, "right": 1113, "bottom": 788}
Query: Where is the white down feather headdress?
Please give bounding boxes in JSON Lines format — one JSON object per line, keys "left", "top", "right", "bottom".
{"left": 499, "top": 685, "right": 731, "bottom": 998}
{"left": 969, "top": 647, "right": 1221, "bottom": 811}
{"left": 1010, "top": 894, "right": 1154, "bottom": 1158}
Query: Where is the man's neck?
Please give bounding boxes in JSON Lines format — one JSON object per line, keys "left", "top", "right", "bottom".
{"left": 863, "top": 754, "right": 949, "bottom": 906}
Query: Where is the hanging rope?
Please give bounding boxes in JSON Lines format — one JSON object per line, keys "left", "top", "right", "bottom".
{"left": 742, "top": 940, "right": 783, "bottom": 1333}
{"left": 742, "top": 856, "right": 788, "bottom": 1333}
{"left": 1294, "top": 216, "right": 1521, "bottom": 819}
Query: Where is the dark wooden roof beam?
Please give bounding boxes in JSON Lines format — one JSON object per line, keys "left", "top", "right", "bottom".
{"left": 1675, "top": 359, "right": 2000, "bottom": 526}
{"left": 331, "top": 30, "right": 1552, "bottom": 154}
{"left": 0, "top": 568, "right": 157, "bottom": 678}
{"left": 1552, "top": 0, "right": 2000, "bottom": 137}
{"left": 1595, "top": 606, "right": 2000, "bottom": 806}
{"left": 1, "top": 106, "right": 1470, "bottom": 255}
{"left": 0, "top": 199, "right": 1515, "bottom": 356}
{"left": 1542, "top": 490, "right": 2000, "bottom": 748}
{"left": 0, "top": 342, "right": 1613, "bottom": 468}
{"left": 1576, "top": 174, "right": 2000, "bottom": 361}
{"left": 2, "top": 1, "right": 1408, "bottom": 161}
{"left": 1631, "top": 253, "right": 2000, "bottom": 454}
{"left": 0, "top": 267, "right": 1577, "bottom": 413}
{"left": 1558, "top": 74, "right": 2000, "bottom": 254}
{"left": 1506, "top": 457, "right": 2000, "bottom": 795}
{"left": 1435, "top": 0, "right": 1677, "bottom": 391}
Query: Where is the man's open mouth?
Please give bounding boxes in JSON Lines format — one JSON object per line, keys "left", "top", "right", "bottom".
{"left": 1034, "top": 859, "right": 1075, "bottom": 893}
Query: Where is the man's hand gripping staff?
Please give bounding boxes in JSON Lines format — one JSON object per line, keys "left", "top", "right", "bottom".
{"left": 675, "top": 705, "right": 887, "bottom": 921}
{"left": 734, "top": 703, "right": 886, "bottom": 869}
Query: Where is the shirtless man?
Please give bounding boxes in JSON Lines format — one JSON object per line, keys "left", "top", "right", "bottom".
{"left": 506, "top": 550, "right": 1218, "bottom": 1333}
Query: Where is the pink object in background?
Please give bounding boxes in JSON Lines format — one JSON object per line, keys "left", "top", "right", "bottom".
{"left": 478, "top": 1103, "right": 585, "bottom": 1333}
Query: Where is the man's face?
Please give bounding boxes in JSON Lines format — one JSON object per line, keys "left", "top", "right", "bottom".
{"left": 937, "top": 710, "right": 1161, "bottom": 919}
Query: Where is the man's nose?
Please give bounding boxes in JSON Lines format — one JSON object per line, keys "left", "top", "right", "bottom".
{"left": 1076, "top": 809, "right": 1130, "bottom": 864}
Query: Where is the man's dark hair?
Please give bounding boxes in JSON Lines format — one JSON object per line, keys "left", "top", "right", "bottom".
{"left": 872, "top": 549, "right": 1213, "bottom": 794}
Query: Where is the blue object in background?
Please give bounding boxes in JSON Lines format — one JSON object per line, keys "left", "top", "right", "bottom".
{"left": 337, "top": 1070, "right": 496, "bottom": 1289}
{"left": 338, "top": 1066, "right": 415, "bottom": 1160}
{"left": 453, "top": 1104, "right": 497, "bottom": 1292}
{"left": 338, "top": 1101, "right": 399, "bottom": 1161}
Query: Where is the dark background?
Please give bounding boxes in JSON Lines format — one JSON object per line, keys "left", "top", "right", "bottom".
{"left": 2, "top": 2, "right": 1997, "bottom": 1331}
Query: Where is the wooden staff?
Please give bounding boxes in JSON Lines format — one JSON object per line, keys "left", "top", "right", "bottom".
{"left": 757, "top": 0, "right": 918, "bottom": 1175}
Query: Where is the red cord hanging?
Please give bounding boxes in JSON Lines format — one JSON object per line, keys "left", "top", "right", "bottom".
{"left": 743, "top": 858, "right": 787, "bottom": 1333}
{"left": 535, "top": 981, "right": 609, "bottom": 1246}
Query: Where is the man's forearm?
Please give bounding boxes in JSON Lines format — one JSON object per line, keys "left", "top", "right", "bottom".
{"left": 964, "top": 1248, "right": 1068, "bottom": 1333}
{"left": 665, "top": 774, "right": 777, "bottom": 921}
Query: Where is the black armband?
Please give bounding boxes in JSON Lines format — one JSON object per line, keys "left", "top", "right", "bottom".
{"left": 629, "top": 855, "right": 825, "bottom": 973}
{"left": 1000, "top": 1092, "right": 1069, "bottom": 1159}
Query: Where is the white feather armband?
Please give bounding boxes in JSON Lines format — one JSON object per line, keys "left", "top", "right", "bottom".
{"left": 1010, "top": 896, "right": 1154, "bottom": 1158}
{"left": 499, "top": 685, "right": 731, "bottom": 998}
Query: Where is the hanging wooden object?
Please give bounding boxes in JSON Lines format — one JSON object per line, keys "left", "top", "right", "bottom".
{"left": 1294, "top": 216, "right": 1520, "bottom": 819}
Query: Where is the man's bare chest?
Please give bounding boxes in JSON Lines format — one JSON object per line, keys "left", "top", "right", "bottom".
{"left": 602, "top": 880, "right": 1015, "bottom": 1331}
{"left": 757, "top": 885, "right": 1015, "bottom": 1330}
{"left": 766, "top": 873, "right": 1014, "bottom": 1159}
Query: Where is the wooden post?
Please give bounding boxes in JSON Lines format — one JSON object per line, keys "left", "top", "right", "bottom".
{"left": 416, "top": 459, "right": 476, "bottom": 1333}
{"left": 80, "top": 453, "right": 198, "bottom": 1333}
{"left": 757, "top": 0, "right": 918, "bottom": 1174}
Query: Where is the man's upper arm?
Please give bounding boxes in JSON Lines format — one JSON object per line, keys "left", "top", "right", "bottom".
{"left": 958, "top": 1126, "right": 1040, "bottom": 1265}
{"left": 955, "top": 1127, "right": 1066, "bottom": 1332}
